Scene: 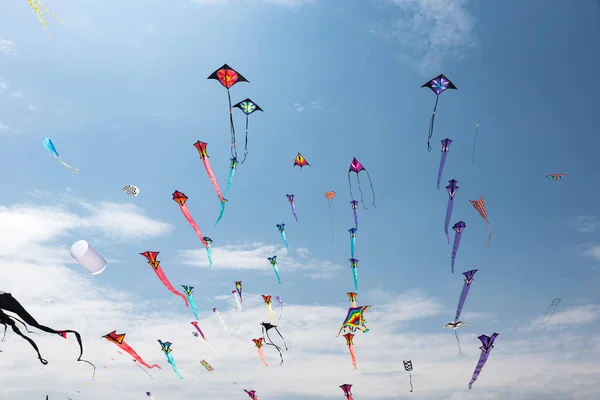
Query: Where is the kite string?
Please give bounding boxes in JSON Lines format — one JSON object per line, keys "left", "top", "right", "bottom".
{"left": 227, "top": 89, "right": 237, "bottom": 160}
{"left": 364, "top": 170, "right": 376, "bottom": 208}
{"left": 427, "top": 95, "right": 440, "bottom": 152}
{"left": 471, "top": 124, "right": 479, "bottom": 162}
{"left": 409, "top": 373, "right": 413, "bottom": 393}
{"left": 240, "top": 116, "right": 249, "bottom": 164}
{"left": 455, "top": 330, "right": 464, "bottom": 356}
{"left": 356, "top": 173, "right": 367, "bottom": 210}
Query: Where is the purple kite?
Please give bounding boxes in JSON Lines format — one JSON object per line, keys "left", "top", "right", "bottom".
{"left": 444, "top": 269, "right": 478, "bottom": 354}
{"left": 350, "top": 200, "right": 359, "bottom": 230}
{"left": 451, "top": 221, "right": 466, "bottom": 273}
{"left": 286, "top": 194, "right": 298, "bottom": 222}
{"left": 349, "top": 228, "right": 357, "bottom": 259}
{"left": 348, "top": 157, "right": 375, "bottom": 209}
{"left": 469, "top": 333, "right": 499, "bottom": 389}
{"left": 340, "top": 384, "right": 354, "bottom": 400}
{"left": 421, "top": 74, "right": 457, "bottom": 151}
{"left": 437, "top": 138, "right": 452, "bottom": 189}
{"left": 444, "top": 179, "right": 459, "bottom": 244}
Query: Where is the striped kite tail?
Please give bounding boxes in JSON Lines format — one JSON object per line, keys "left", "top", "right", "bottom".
{"left": 486, "top": 220, "right": 492, "bottom": 247}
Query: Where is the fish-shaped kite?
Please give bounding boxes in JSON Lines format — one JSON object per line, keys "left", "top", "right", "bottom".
{"left": 146, "top": 392, "right": 154, "bottom": 399}
{"left": 235, "top": 281, "right": 243, "bottom": 304}
{"left": 347, "top": 292, "right": 357, "bottom": 308}
{"left": 450, "top": 222, "right": 466, "bottom": 273}
{"left": 262, "top": 295, "right": 273, "bottom": 322}
{"left": 232, "top": 290, "right": 242, "bottom": 311}
{"left": 444, "top": 269, "right": 478, "bottom": 354}
{"left": 349, "top": 258, "right": 359, "bottom": 291}
{"left": 403, "top": 360, "right": 414, "bottom": 392}
{"left": 102, "top": 331, "right": 161, "bottom": 370}
{"left": 207, "top": 64, "right": 249, "bottom": 160}
{"left": 244, "top": 389, "right": 259, "bottom": 400}
{"left": 546, "top": 173, "right": 566, "bottom": 180}
{"left": 276, "top": 223, "right": 290, "bottom": 251}
{"left": 469, "top": 196, "right": 492, "bottom": 247}
{"left": 252, "top": 338, "right": 268, "bottom": 366}
{"left": 444, "top": 179, "right": 459, "bottom": 244}
{"left": 261, "top": 322, "right": 287, "bottom": 366}
{"left": 421, "top": 74, "right": 457, "bottom": 151}
{"left": 181, "top": 285, "right": 198, "bottom": 320}
{"left": 42, "top": 138, "right": 78, "bottom": 174}
{"left": 216, "top": 157, "right": 239, "bottom": 226}
{"left": 348, "top": 157, "right": 376, "bottom": 209}
{"left": 191, "top": 322, "right": 214, "bottom": 348}
{"left": 172, "top": 191, "right": 212, "bottom": 267}
{"left": 343, "top": 333, "right": 357, "bottom": 369}
{"left": 469, "top": 333, "right": 499, "bottom": 389}
{"left": 200, "top": 359, "right": 214, "bottom": 371}
{"left": 286, "top": 194, "right": 298, "bottom": 222}
{"left": 275, "top": 295, "right": 284, "bottom": 321}
{"left": 27, "top": 0, "right": 63, "bottom": 39}
{"left": 437, "top": 139, "right": 452, "bottom": 189}
{"left": 121, "top": 185, "right": 139, "bottom": 196}
{"left": 541, "top": 298, "right": 561, "bottom": 325}
{"left": 232, "top": 98, "right": 263, "bottom": 164}
{"left": 158, "top": 340, "right": 182, "bottom": 379}
{"left": 349, "top": 228, "right": 357, "bottom": 259}
{"left": 325, "top": 191, "right": 336, "bottom": 243}
{"left": 193, "top": 141, "right": 226, "bottom": 205}
{"left": 140, "top": 252, "right": 188, "bottom": 306}
{"left": 212, "top": 307, "right": 228, "bottom": 332}
{"left": 350, "top": 200, "right": 359, "bottom": 230}
{"left": 337, "top": 305, "right": 371, "bottom": 336}
{"left": 267, "top": 256, "right": 281, "bottom": 284}
{"left": 293, "top": 152, "right": 310, "bottom": 168}
{"left": 340, "top": 384, "right": 354, "bottom": 400}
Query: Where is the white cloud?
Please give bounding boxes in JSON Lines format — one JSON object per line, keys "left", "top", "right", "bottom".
{"left": 0, "top": 37, "right": 17, "bottom": 56}
{"left": 190, "top": 0, "right": 312, "bottom": 6}
{"left": 371, "top": 0, "right": 477, "bottom": 74}
{"left": 10, "top": 90, "right": 24, "bottom": 99}
{"left": 0, "top": 123, "right": 10, "bottom": 132}
{"left": 291, "top": 101, "right": 324, "bottom": 112}
{"left": 569, "top": 216, "right": 600, "bottom": 233}
{"left": 582, "top": 244, "right": 600, "bottom": 260}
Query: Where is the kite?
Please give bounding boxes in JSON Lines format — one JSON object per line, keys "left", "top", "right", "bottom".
{"left": 261, "top": 322, "right": 288, "bottom": 366}
{"left": 293, "top": 152, "right": 310, "bottom": 168}
{"left": 421, "top": 74, "right": 457, "bottom": 151}
{"left": 232, "top": 98, "right": 263, "bottom": 164}
{"left": 469, "top": 196, "right": 492, "bottom": 246}
{"left": 215, "top": 157, "right": 239, "bottom": 226}
{"left": 244, "top": 390, "right": 259, "bottom": 400}
{"left": 252, "top": 338, "right": 268, "bottom": 366}
{"left": 541, "top": 298, "right": 561, "bottom": 324}
{"left": 343, "top": 333, "right": 357, "bottom": 369}
{"left": 437, "top": 139, "right": 453, "bottom": 190}
{"left": 203, "top": 236, "right": 214, "bottom": 266}
{"left": 276, "top": 223, "right": 290, "bottom": 251}
{"left": 337, "top": 305, "right": 371, "bottom": 336}
{"left": 193, "top": 140, "right": 226, "bottom": 203}
{"left": 0, "top": 291, "right": 95, "bottom": 375}
{"left": 267, "top": 256, "right": 281, "bottom": 284}
{"left": 348, "top": 157, "right": 376, "bottom": 209}
{"left": 347, "top": 292, "right": 357, "bottom": 308}
{"left": 70, "top": 239, "right": 107, "bottom": 275}
{"left": 325, "top": 191, "right": 336, "bottom": 243}
{"left": 444, "top": 179, "right": 459, "bottom": 244}
{"left": 450, "top": 222, "right": 466, "bottom": 274}
{"left": 158, "top": 340, "right": 182, "bottom": 379}
{"left": 200, "top": 359, "right": 214, "bottom": 371}
{"left": 349, "top": 258, "right": 359, "bottom": 291}
{"left": 172, "top": 191, "right": 212, "bottom": 267}
{"left": 350, "top": 200, "right": 359, "bottom": 230}
{"left": 286, "top": 194, "right": 298, "bottom": 222}
{"left": 262, "top": 295, "right": 274, "bottom": 322}
{"left": 146, "top": 392, "right": 154, "bottom": 399}
{"left": 121, "top": 185, "right": 139, "bottom": 196}
{"left": 349, "top": 228, "right": 357, "bottom": 259}
{"left": 42, "top": 138, "right": 78, "bottom": 174}
{"left": 469, "top": 333, "right": 499, "bottom": 389}
{"left": 212, "top": 307, "right": 228, "bottom": 332}
{"left": 235, "top": 281, "right": 243, "bottom": 304}
{"left": 546, "top": 174, "right": 566, "bottom": 180}
{"left": 102, "top": 331, "right": 160, "bottom": 370}
{"left": 191, "top": 322, "right": 214, "bottom": 348}
{"left": 27, "top": 0, "right": 63, "bottom": 39}
{"left": 403, "top": 360, "right": 414, "bottom": 392}
{"left": 140, "top": 251, "right": 189, "bottom": 306}
{"left": 207, "top": 64, "right": 249, "bottom": 160}
{"left": 181, "top": 285, "right": 198, "bottom": 320}
{"left": 340, "top": 384, "right": 354, "bottom": 400}
{"left": 444, "top": 269, "right": 478, "bottom": 355}
{"left": 472, "top": 124, "right": 480, "bottom": 162}
{"left": 275, "top": 295, "right": 284, "bottom": 321}
{"left": 232, "top": 290, "right": 242, "bottom": 311}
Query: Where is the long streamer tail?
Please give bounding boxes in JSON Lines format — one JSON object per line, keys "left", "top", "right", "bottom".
{"left": 240, "top": 116, "right": 249, "bottom": 164}
{"left": 348, "top": 346, "right": 357, "bottom": 369}
{"left": 205, "top": 247, "right": 213, "bottom": 267}
{"left": 437, "top": 152, "right": 447, "bottom": 190}
{"left": 427, "top": 95, "right": 439, "bottom": 152}
{"left": 352, "top": 268, "right": 359, "bottom": 291}
{"left": 455, "top": 330, "right": 464, "bottom": 356}
{"left": 55, "top": 156, "right": 79, "bottom": 174}
{"left": 273, "top": 266, "right": 281, "bottom": 284}
{"left": 350, "top": 238, "right": 355, "bottom": 259}
{"left": 409, "top": 373, "right": 413, "bottom": 393}
{"left": 258, "top": 349, "right": 268, "bottom": 366}
{"left": 444, "top": 199, "right": 453, "bottom": 244}
{"left": 215, "top": 202, "right": 226, "bottom": 226}
{"left": 486, "top": 220, "right": 492, "bottom": 247}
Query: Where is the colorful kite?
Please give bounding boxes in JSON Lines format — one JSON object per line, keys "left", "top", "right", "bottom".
{"left": 444, "top": 179, "right": 459, "bottom": 244}
{"left": 349, "top": 258, "right": 359, "bottom": 291}
{"left": 469, "top": 333, "right": 499, "bottom": 389}
{"left": 181, "top": 285, "right": 198, "bottom": 320}
{"left": 232, "top": 98, "right": 263, "bottom": 164}
{"left": 172, "top": 191, "right": 212, "bottom": 267}
{"left": 469, "top": 196, "right": 492, "bottom": 247}
{"left": 216, "top": 157, "right": 239, "bottom": 226}
{"left": 193, "top": 141, "right": 226, "bottom": 203}
{"left": 541, "top": 298, "right": 561, "bottom": 325}
{"left": 244, "top": 390, "right": 259, "bottom": 400}
{"left": 0, "top": 291, "right": 94, "bottom": 374}
{"left": 140, "top": 251, "right": 189, "bottom": 306}
{"left": 235, "top": 281, "right": 243, "bottom": 304}
{"left": 285, "top": 194, "right": 299, "bottom": 222}
{"left": 347, "top": 292, "right": 357, "bottom": 308}
{"left": 203, "top": 236, "right": 214, "bottom": 266}
{"left": 232, "top": 290, "right": 242, "bottom": 311}
{"left": 450, "top": 222, "right": 466, "bottom": 274}
{"left": 403, "top": 360, "right": 414, "bottom": 392}
{"left": 261, "top": 322, "right": 287, "bottom": 366}
{"left": 337, "top": 305, "right": 371, "bottom": 336}
{"left": 437, "top": 139, "right": 453, "bottom": 190}
{"left": 349, "top": 228, "right": 357, "bottom": 259}
{"left": 293, "top": 152, "right": 310, "bottom": 168}
{"left": 212, "top": 307, "right": 228, "bottom": 331}
{"left": 275, "top": 295, "right": 284, "bottom": 321}
{"left": 121, "top": 185, "right": 139, "bottom": 196}
{"left": 27, "top": 0, "right": 63, "bottom": 38}
{"left": 191, "top": 322, "right": 214, "bottom": 348}
{"left": 343, "top": 333, "right": 357, "bottom": 369}
{"left": 146, "top": 392, "right": 154, "bottom": 400}
{"left": 42, "top": 138, "right": 78, "bottom": 174}
{"left": 267, "top": 256, "right": 281, "bottom": 284}
{"left": 472, "top": 124, "right": 480, "bottom": 162}
{"left": 546, "top": 173, "right": 566, "bottom": 180}
{"left": 200, "top": 359, "right": 214, "bottom": 371}
{"left": 276, "top": 223, "right": 290, "bottom": 251}
{"left": 350, "top": 200, "right": 359, "bottom": 230}
{"left": 348, "top": 157, "right": 376, "bottom": 209}
{"left": 207, "top": 64, "right": 249, "bottom": 160}
{"left": 444, "top": 269, "right": 478, "bottom": 354}
{"left": 102, "top": 331, "right": 160, "bottom": 370}
{"left": 262, "top": 295, "right": 273, "bottom": 322}
{"left": 421, "top": 74, "right": 457, "bottom": 151}
{"left": 325, "top": 191, "right": 336, "bottom": 243}
{"left": 340, "top": 384, "right": 354, "bottom": 400}
{"left": 157, "top": 340, "right": 182, "bottom": 379}
{"left": 252, "top": 338, "right": 268, "bottom": 366}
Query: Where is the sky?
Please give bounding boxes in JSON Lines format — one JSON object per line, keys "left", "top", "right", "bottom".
{"left": 0, "top": 0, "right": 600, "bottom": 399}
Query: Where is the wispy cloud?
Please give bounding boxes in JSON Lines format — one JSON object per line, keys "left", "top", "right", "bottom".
{"left": 569, "top": 216, "right": 600, "bottom": 233}
{"left": 581, "top": 244, "right": 600, "bottom": 260}
{"left": 292, "top": 101, "right": 324, "bottom": 112}
{"left": 190, "top": 0, "right": 312, "bottom": 6}
{"left": 0, "top": 37, "right": 17, "bottom": 56}
{"left": 10, "top": 90, "right": 24, "bottom": 99}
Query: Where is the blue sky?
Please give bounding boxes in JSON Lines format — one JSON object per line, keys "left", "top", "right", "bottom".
{"left": 1, "top": 0, "right": 600, "bottom": 399}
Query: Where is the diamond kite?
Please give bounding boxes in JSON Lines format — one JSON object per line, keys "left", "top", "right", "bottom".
{"left": 421, "top": 74, "right": 457, "bottom": 151}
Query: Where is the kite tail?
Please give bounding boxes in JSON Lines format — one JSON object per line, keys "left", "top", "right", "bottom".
{"left": 409, "top": 373, "right": 413, "bottom": 393}
{"left": 233, "top": 292, "right": 242, "bottom": 311}
{"left": 223, "top": 165, "right": 237, "bottom": 199}
{"left": 348, "top": 346, "right": 357, "bottom": 369}
{"left": 227, "top": 89, "right": 237, "bottom": 160}
{"left": 167, "top": 358, "right": 183, "bottom": 379}
{"left": 215, "top": 202, "right": 227, "bottom": 226}
{"left": 328, "top": 203, "right": 335, "bottom": 244}
{"left": 274, "top": 327, "right": 288, "bottom": 351}
{"left": 55, "top": 156, "right": 79, "bottom": 174}
{"left": 190, "top": 301, "right": 199, "bottom": 321}
{"left": 472, "top": 125, "right": 479, "bottom": 163}
{"left": 348, "top": 172, "right": 355, "bottom": 205}
{"left": 272, "top": 266, "right": 282, "bottom": 284}
{"left": 427, "top": 95, "right": 440, "bottom": 152}
{"left": 201, "top": 159, "right": 225, "bottom": 201}
{"left": 154, "top": 268, "right": 189, "bottom": 307}
{"left": 352, "top": 208, "right": 359, "bottom": 231}
{"left": 437, "top": 152, "right": 447, "bottom": 190}
{"left": 265, "top": 341, "right": 284, "bottom": 366}
{"left": 444, "top": 198, "right": 454, "bottom": 244}
{"left": 217, "top": 314, "right": 228, "bottom": 332}
{"left": 455, "top": 282, "right": 472, "bottom": 322}
{"left": 356, "top": 173, "right": 367, "bottom": 210}
{"left": 455, "top": 330, "right": 464, "bottom": 356}
{"left": 267, "top": 304, "right": 273, "bottom": 322}
{"left": 468, "top": 351, "right": 490, "bottom": 389}
{"left": 278, "top": 303, "right": 284, "bottom": 322}
{"left": 451, "top": 232, "right": 463, "bottom": 274}
{"left": 240, "top": 116, "right": 249, "bottom": 164}
{"left": 486, "top": 219, "right": 492, "bottom": 247}
{"left": 258, "top": 348, "right": 268, "bottom": 366}
{"left": 352, "top": 267, "right": 359, "bottom": 291}
{"left": 205, "top": 247, "right": 213, "bottom": 267}
{"left": 350, "top": 237, "right": 355, "bottom": 259}
{"left": 0, "top": 310, "right": 48, "bottom": 365}
{"left": 290, "top": 203, "right": 298, "bottom": 222}
{"left": 280, "top": 232, "right": 289, "bottom": 252}
{"left": 180, "top": 205, "right": 207, "bottom": 246}
{"left": 133, "top": 359, "right": 155, "bottom": 379}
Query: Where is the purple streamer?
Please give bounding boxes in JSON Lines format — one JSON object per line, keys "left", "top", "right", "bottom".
{"left": 469, "top": 333, "right": 499, "bottom": 389}
{"left": 437, "top": 152, "right": 448, "bottom": 190}
{"left": 454, "top": 269, "right": 478, "bottom": 322}
{"left": 444, "top": 198, "right": 453, "bottom": 244}
{"left": 350, "top": 200, "right": 359, "bottom": 230}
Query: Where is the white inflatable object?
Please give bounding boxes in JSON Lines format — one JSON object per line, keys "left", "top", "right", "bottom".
{"left": 70, "top": 240, "right": 107, "bottom": 275}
